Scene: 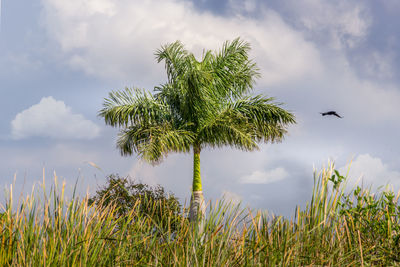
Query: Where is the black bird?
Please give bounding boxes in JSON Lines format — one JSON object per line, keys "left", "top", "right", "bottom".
{"left": 320, "top": 111, "right": 343, "bottom": 118}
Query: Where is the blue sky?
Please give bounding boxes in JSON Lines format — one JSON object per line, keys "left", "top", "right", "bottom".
{"left": 1, "top": 0, "right": 400, "bottom": 216}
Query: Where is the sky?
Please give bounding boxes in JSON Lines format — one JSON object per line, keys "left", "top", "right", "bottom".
{"left": 1, "top": 0, "right": 400, "bottom": 216}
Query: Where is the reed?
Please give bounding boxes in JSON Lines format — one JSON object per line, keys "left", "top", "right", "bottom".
{"left": 0, "top": 164, "right": 399, "bottom": 266}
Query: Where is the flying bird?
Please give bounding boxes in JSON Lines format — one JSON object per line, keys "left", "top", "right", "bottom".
{"left": 320, "top": 111, "right": 343, "bottom": 118}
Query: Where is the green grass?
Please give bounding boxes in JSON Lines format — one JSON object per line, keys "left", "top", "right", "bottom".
{"left": 1, "top": 164, "right": 399, "bottom": 266}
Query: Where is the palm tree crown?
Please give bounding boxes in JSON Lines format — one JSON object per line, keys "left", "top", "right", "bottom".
{"left": 99, "top": 38, "right": 296, "bottom": 220}
{"left": 100, "top": 38, "right": 295, "bottom": 161}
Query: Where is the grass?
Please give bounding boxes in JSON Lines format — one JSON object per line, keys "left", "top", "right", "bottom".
{"left": 0, "top": 164, "right": 399, "bottom": 266}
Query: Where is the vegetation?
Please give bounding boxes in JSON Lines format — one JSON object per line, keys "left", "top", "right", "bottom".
{"left": 99, "top": 38, "right": 295, "bottom": 220}
{"left": 0, "top": 164, "right": 399, "bottom": 266}
{"left": 88, "top": 174, "right": 182, "bottom": 231}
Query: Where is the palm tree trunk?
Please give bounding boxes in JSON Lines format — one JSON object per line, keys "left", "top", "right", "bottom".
{"left": 189, "top": 145, "right": 206, "bottom": 222}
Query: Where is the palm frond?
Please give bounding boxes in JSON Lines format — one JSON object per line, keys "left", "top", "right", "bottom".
{"left": 199, "top": 95, "right": 295, "bottom": 148}
{"left": 156, "top": 43, "right": 215, "bottom": 126}
{"left": 101, "top": 38, "right": 296, "bottom": 164}
{"left": 211, "top": 37, "right": 260, "bottom": 99}
{"left": 116, "top": 123, "right": 195, "bottom": 164}
{"left": 99, "top": 88, "right": 169, "bottom": 127}
{"left": 155, "top": 41, "right": 188, "bottom": 83}
{"left": 199, "top": 119, "right": 259, "bottom": 151}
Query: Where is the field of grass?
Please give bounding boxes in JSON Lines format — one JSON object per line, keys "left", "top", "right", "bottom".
{"left": 1, "top": 164, "right": 399, "bottom": 266}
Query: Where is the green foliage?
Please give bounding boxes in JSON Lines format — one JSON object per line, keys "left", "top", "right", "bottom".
{"left": 99, "top": 39, "right": 296, "bottom": 220}
{"left": 1, "top": 166, "right": 400, "bottom": 265}
{"left": 339, "top": 185, "right": 400, "bottom": 263}
{"left": 99, "top": 38, "right": 295, "bottom": 164}
{"left": 329, "top": 169, "right": 346, "bottom": 190}
{"left": 88, "top": 174, "right": 182, "bottom": 231}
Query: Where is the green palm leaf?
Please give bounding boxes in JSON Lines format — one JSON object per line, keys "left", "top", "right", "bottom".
{"left": 99, "top": 38, "right": 296, "bottom": 221}
{"left": 117, "top": 123, "right": 195, "bottom": 163}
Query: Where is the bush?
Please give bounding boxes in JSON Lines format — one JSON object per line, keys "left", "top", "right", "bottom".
{"left": 88, "top": 174, "right": 183, "bottom": 231}
{"left": 339, "top": 186, "right": 400, "bottom": 263}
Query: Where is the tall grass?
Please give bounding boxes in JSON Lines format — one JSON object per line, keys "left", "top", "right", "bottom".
{"left": 1, "top": 164, "right": 399, "bottom": 266}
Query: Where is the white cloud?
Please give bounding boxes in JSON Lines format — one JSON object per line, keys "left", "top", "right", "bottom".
{"left": 360, "top": 51, "right": 395, "bottom": 79}
{"left": 228, "top": 0, "right": 257, "bottom": 13}
{"left": 41, "top": 0, "right": 322, "bottom": 87}
{"left": 11, "top": 96, "right": 100, "bottom": 140}
{"left": 40, "top": 0, "right": 400, "bottom": 126}
{"left": 340, "top": 154, "right": 400, "bottom": 190}
{"left": 285, "top": 0, "right": 371, "bottom": 49}
{"left": 240, "top": 167, "right": 288, "bottom": 184}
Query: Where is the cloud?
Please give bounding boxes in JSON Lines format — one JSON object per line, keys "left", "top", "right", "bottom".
{"left": 11, "top": 96, "right": 100, "bottom": 140}
{"left": 323, "top": 61, "right": 400, "bottom": 124}
{"left": 356, "top": 50, "right": 395, "bottom": 80}
{"left": 340, "top": 154, "right": 400, "bottom": 190}
{"left": 240, "top": 167, "right": 288, "bottom": 184}
{"left": 41, "top": 0, "right": 322, "bottom": 87}
{"left": 0, "top": 52, "right": 43, "bottom": 76}
{"left": 228, "top": 0, "right": 257, "bottom": 13}
{"left": 40, "top": 0, "right": 400, "bottom": 125}
{"left": 284, "top": 0, "right": 371, "bottom": 49}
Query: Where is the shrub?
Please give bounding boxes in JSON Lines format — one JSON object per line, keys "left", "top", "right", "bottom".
{"left": 339, "top": 185, "right": 400, "bottom": 263}
{"left": 88, "top": 174, "right": 183, "bottom": 232}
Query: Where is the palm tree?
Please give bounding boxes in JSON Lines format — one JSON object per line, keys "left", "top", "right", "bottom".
{"left": 99, "top": 38, "right": 296, "bottom": 221}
